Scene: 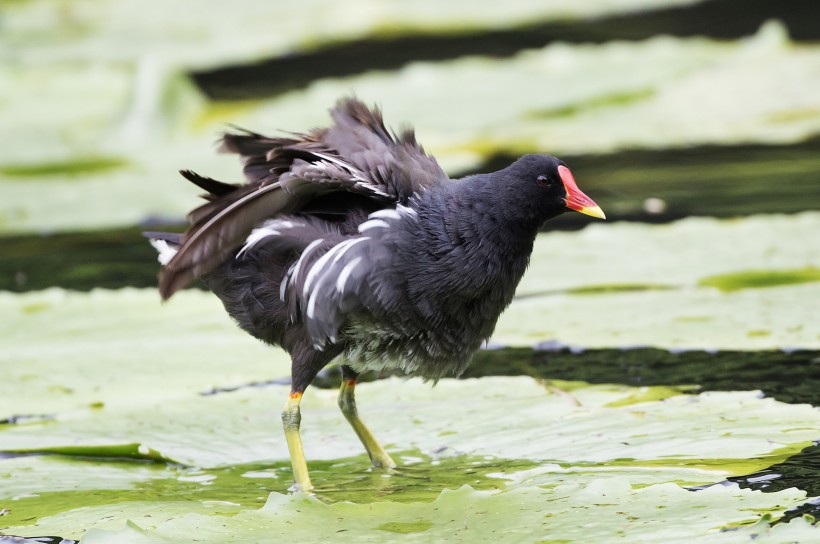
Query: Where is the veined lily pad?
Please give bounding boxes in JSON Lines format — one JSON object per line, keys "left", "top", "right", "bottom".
{"left": 1, "top": 377, "right": 819, "bottom": 541}
{"left": 0, "top": 287, "right": 289, "bottom": 417}
{"left": 2, "top": 376, "right": 819, "bottom": 476}
{"left": 72, "top": 484, "right": 816, "bottom": 544}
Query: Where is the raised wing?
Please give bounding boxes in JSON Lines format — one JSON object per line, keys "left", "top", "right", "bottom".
{"left": 321, "top": 99, "right": 448, "bottom": 199}
{"left": 158, "top": 97, "right": 445, "bottom": 299}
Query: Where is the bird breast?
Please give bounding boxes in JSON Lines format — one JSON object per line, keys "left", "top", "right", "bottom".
{"left": 338, "top": 192, "right": 536, "bottom": 379}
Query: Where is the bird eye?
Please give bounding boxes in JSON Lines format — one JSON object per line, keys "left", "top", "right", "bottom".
{"left": 536, "top": 175, "right": 550, "bottom": 187}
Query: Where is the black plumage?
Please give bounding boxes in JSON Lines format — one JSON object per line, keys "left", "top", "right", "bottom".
{"left": 147, "top": 97, "right": 604, "bottom": 492}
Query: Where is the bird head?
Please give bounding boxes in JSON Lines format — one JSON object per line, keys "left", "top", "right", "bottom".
{"left": 506, "top": 154, "right": 605, "bottom": 224}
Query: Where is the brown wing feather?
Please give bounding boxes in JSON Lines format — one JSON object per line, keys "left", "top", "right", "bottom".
{"left": 179, "top": 169, "right": 240, "bottom": 200}
{"left": 323, "top": 99, "right": 448, "bottom": 199}
{"left": 159, "top": 183, "right": 308, "bottom": 299}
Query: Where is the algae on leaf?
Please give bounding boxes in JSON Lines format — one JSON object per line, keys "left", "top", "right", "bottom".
{"left": 699, "top": 268, "right": 820, "bottom": 292}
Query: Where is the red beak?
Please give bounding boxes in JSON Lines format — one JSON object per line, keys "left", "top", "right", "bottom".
{"left": 558, "top": 165, "right": 605, "bottom": 219}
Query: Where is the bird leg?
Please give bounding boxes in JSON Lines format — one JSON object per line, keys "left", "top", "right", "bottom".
{"left": 281, "top": 343, "right": 343, "bottom": 494}
{"left": 338, "top": 365, "right": 396, "bottom": 469}
{"left": 282, "top": 389, "right": 313, "bottom": 493}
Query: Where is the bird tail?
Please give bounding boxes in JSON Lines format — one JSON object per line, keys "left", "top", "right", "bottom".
{"left": 143, "top": 232, "right": 183, "bottom": 266}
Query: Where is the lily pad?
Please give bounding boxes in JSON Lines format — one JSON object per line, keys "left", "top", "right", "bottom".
{"left": 519, "top": 213, "right": 820, "bottom": 295}
{"left": 3, "top": 25, "right": 820, "bottom": 233}
{"left": 72, "top": 484, "right": 815, "bottom": 543}
{"left": 2, "top": 377, "right": 819, "bottom": 541}
{"left": 3, "top": 0, "right": 702, "bottom": 69}
{"left": 0, "top": 287, "right": 289, "bottom": 417}
{"left": 2, "top": 213, "right": 819, "bottom": 420}
{"left": 223, "top": 22, "right": 820, "bottom": 168}
{"left": 2, "top": 376, "right": 819, "bottom": 475}
{"left": 4, "top": 475, "right": 818, "bottom": 543}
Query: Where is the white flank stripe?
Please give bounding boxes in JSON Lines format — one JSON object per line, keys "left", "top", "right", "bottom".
{"left": 290, "top": 238, "right": 324, "bottom": 290}
{"left": 369, "top": 208, "right": 401, "bottom": 221}
{"left": 280, "top": 262, "right": 298, "bottom": 302}
{"left": 237, "top": 219, "right": 305, "bottom": 258}
{"left": 335, "top": 256, "right": 363, "bottom": 294}
{"left": 303, "top": 237, "right": 371, "bottom": 309}
{"left": 271, "top": 220, "right": 301, "bottom": 230}
{"left": 397, "top": 203, "right": 418, "bottom": 217}
{"left": 302, "top": 242, "right": 346, "bottom": 296}
{"left": 303, "top": 236, "right": 370, "bottom": 297}
{"left": 306, "top": 286, "right": 320, "bottom": 320}
{"left": 237, "top": 228, "right": 280, "bottom": 258}
{"left": 329, "top": 237, "right": 368, "bottom": 264}
{"left": 149, "top": 239, "right": 178, "bottom": 265}
{"left": 358, "top": 219, "right": 390, "bottom": 233}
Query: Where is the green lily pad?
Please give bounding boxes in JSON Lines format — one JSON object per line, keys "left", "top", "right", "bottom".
{"left": 0, "top": 213, "right": 820, "bottom": 418}
{"left": 519, "top": 213, "right": 820, "bottom": 296}
{"left": 224, "top": 22, "right": 820, "bottom": 167}
{"left": 3, "top": 23, "right": 820, "bottom": 233}
{"left": 497, "top": 213, "right": 820, "bottom": 350}
{"left": 2, "top": 276, "right": 818, "bottom": 541}
{"left": 2, "top": 214, "right": 819, "bottom": 420}
{"left": 5, "top": 477, "right": 817, "bottom": 543}
{"left": 0, "top": 287, "right": 289, "bottom": 417}
{"left": 3, "top": 0, "right": 701, "bottom": 69}
{"left": 2, "top": 376, "right": 819, "bottom": 474}
{"left": 495, "top": 280, "right": 819, "bottom": 349}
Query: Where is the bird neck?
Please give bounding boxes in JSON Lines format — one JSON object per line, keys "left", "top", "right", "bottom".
{"left": 425, "top": 177, "right": 542, "bottom": 289}
{"left": 450, "top": 173, "right": 546, "bottom": 242}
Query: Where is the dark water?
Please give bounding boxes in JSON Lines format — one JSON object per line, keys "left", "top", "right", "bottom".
{"left": 464, "top": 347, "right": 820, "bottom": 406}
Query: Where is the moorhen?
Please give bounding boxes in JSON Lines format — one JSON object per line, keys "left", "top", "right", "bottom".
{"left": 147, "top": 97, "right": 604, "bottom": 492}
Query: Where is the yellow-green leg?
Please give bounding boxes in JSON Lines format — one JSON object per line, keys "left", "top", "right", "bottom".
{"left": 282, "top": 390, "right": 313, "bottom": 493}
{"left": 338, "top": 368, "right": 396, "bottom": 469}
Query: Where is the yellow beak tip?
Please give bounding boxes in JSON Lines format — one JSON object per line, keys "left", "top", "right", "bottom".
{"left": 580, "top": 205, "right": 606, "bottom": 220}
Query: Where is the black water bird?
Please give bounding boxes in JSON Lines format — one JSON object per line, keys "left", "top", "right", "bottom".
{"left": 147, "top": 98, "right": 605, "bottom": 492}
